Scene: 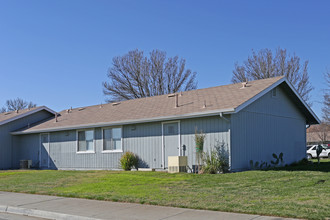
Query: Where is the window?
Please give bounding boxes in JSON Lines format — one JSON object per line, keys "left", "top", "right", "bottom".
{"left": 168, "top": 125, "right": 174, "bottom": 134}
{"left": 103, "top": 127, "right": 122, "bottom": 152}
{"left": 77, "top": 130, "right": 94, "bottom": 152}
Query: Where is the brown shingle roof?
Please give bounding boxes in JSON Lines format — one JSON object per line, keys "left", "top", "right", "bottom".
{"left": 14, "top": 76, "right": 287, "bottom": 134}
{"left": 0, "top": 107, "right": 38, "bottom": 123}
{"left": 0, "top": 106, "right": 57, "bottom": 126}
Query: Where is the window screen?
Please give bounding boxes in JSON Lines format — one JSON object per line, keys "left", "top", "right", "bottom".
{"left": 103, "top": 127, "right": 122, "bottom": 151}
{"left": 78, "top": 130, "right": 94, "bottom": 152}
{"left": 103, "top": 128, "right": 112, "bottom": 150}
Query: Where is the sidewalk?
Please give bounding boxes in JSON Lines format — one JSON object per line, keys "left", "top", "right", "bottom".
{"left": 0, "top": 191, "right": 296, "bottom": 220}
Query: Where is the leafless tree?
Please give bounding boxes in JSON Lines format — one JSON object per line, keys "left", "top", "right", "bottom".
{"left": 322, "top": 69, "right": 330, "bottom": 123}
{"left": 0, "top": 107, "right": 6, "bottom": 113}
{"left": 103, "top": 49, "right": 197, "bottom": 102}
{"left": 1, "top": 98, "right": 37, "bottom": 112}
{"left": 232, "top": 48, "right": 313, "bottom": 105}
{"left": 316, "top": 123, "right": 329, "bottom": 144}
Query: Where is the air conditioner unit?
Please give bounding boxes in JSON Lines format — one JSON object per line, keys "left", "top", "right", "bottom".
{"left": 20, "top": 160, "right": 32, "bottom": 169}
{"left": 27, "top": 160, "right": 32, "bottom": 169}
{"left": 168, "top": 156, "right": 187, "bottom": 173}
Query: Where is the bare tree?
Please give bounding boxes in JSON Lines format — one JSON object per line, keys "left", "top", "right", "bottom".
{"left": 0, "top": 107, "right": 6, "bottom": 113}
{"left": 232, "top": 48, "right": 313, "bottom": 105}
{"left": 316, "top": 123, "right": 329, "bottom": 144}
{"left": 103, "top": 49, "right": 197, "bottom": 102}
{"left": 322, "top": 69, "right": 330, "bottom": 123}
{"left": 1, "top": 98, "right": 37, "bottom": 112}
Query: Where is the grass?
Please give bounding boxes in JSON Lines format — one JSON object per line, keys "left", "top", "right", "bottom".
{"left": 0, "top": 160, "right": 329, "bottom": 220}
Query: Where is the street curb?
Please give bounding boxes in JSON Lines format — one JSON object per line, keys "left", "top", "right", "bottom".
{"left": 0, "top": 205, "right": 7, "bottom": 213}
{"left": 0, "top": 205, "right": 101, "bottom": 220}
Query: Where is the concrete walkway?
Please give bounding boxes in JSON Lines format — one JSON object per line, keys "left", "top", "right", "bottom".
{"left": 0, "top": 191, "right": 296, "bottom": 220}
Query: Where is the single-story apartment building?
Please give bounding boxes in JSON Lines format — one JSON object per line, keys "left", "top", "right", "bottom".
{"left": 0, "top": 76, "right": 320, "bottom": 171}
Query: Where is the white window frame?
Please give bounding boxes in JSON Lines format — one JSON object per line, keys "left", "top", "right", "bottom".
{"left": 101, "top": 126, "right": 123, "bottom": 153}
{"left": 76, "top": 129, "right": 96, "bottom": 154}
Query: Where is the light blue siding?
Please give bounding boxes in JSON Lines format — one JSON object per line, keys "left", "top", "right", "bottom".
{"left": 16, "top": 116, "right": 230, "bottom": 170}
{"left": 180, "top": 116, "right": 231, "bottom": 170}
{"left": 12, "top": 133, "right": 40, "bottom": 168}
{"left": 0, "top": 110, "right": 53, "bottom": 169}
{"left": 231, "top": 86, "right": 306, "bottom": 171}
{"left": 124, "top": 123, "right": 162, "bottom": 169}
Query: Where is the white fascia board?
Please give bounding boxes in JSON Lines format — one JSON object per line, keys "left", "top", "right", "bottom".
{"left": 0, "top": 106, "right": 57, "bottom": 126}
{"left": 11, "top": 108, "right": 235, "bottom": 135}
{"left": 234, "top": 77, "right": 321, "bottom": 124}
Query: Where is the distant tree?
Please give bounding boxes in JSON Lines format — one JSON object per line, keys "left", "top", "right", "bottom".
{"left": 317, "top": 123, "right": 329, "bottom": 144}
{"left": 232, "top": 48, "right": 313, "bottom": 105}
{"left": 1, "top": 98, "right": 37, "bottom": 112}
{"left": 103, "top": 49, "right": 197, "bottom": 102}
{"left": 322, "top": 69, "right": 330, "bottom": 123}
{"left": 0, "top": 107, "right": 6, "bottom": 113}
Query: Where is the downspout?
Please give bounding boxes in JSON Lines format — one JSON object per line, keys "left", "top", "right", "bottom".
{"left": 219, "top": 112, "right": 231, "bottom": 171}
{"left": 219, "top": 112, "right": 230, "bottom": 122}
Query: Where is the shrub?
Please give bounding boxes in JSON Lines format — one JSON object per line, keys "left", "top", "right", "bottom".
{"left": 120, "top": 151, "right": 139, "bottom": 171}
{"left": 271, "top": 152, "right": 284, "bottom": 166}
{"left": 291, "top": 158, "right": 309, "bottom": 166}
{"left": 250, "top": 153, "right": 285, "bottom": 170}
{"left": 195, "top": 130, "right": 206, "bottom": 153}
{"left": 195, "top": 129, "right": 206, "bottom": 173}
{"left": 202, "top": 150, "right": 220, "bottom": 174}
{"left": 201, "top": 144, "right": 229, "bottom": 174}
{"left": 215, "top": 144, "right": 229, "bottom": 173}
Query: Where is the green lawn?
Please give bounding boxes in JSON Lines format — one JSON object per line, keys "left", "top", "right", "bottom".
{"left": 0, "top": 160, "right": 329, "bottom": 220}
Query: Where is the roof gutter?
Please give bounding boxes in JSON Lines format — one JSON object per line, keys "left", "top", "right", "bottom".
{"left": 11, "top": 108, "right": 235, "bottom": 135}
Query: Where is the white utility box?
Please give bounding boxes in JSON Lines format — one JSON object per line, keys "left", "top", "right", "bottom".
{"left": 168, "top": 156, "right": 187, "bottom": 173}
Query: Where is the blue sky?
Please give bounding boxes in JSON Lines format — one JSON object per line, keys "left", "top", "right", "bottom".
{"left": 0, "top": 0, "right": 329, "bottom": 118}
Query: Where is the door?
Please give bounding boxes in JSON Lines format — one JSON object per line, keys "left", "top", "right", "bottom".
{"left": 163, "top": 122, "right": 180, "bottom": 168}
{"left": 40, "top": 133, "right": 49, "bottom": 168}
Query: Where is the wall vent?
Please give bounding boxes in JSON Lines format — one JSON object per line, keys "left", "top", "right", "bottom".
{"left": 272, "top": 88, "right": 277, "bottom": 97}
